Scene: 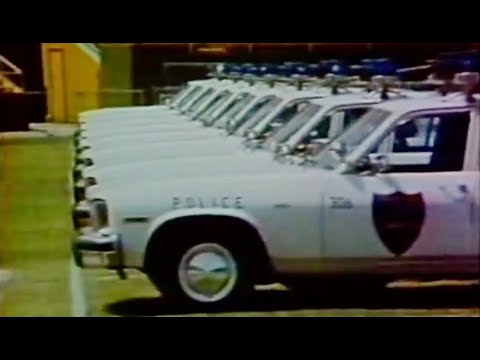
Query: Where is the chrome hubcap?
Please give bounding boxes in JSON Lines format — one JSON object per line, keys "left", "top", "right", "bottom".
{"left": 178, "top": 243, "right": 238, "bottom": 303}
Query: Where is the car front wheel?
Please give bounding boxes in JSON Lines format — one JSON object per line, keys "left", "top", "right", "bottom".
{"left": 146, "top": 234, "right": 255, "bottom": 308}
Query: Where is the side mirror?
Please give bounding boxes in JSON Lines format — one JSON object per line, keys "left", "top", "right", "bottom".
{"left": 355, "top": 154, "right": 389, "bottom": 175}
{"left": 371, "top": 154, "right": 389, "bottom": 172}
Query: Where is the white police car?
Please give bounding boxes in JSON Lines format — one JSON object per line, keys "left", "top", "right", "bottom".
{"left": 73, "top": 62, "right": 432, "bottom": 183}
{"left": 76, "top": 65, "right": 293, "bottom": 142}
{"left": 72, "top": 66, "right": 480, "bottom": 307}
{"left": 78, "top": 76, "right": 221, "bottom": 125}
{"left": 78, "top": 85, "right": 438, "bottom": 199}
{"left": 80, "top": 81, "right": 291, "bottom": 151}
{"left": 78, "top": 78, "right": 246, "bottom": 145}
{"left": 75, "top": 86, "right": 335, "bottom": 175}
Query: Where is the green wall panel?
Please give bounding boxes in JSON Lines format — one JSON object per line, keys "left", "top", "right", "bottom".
{"left": 98, "top": 44, "right": 137, "bottom": 107}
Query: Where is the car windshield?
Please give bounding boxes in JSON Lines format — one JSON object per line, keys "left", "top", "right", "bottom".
{"left": 196, "top": 90, "right": 233, "bottom": 121}
{"left": 177, "top": 86, "right": 202, "bottom": 110}
{"left": 185, "top": 88, "right": 215, "bottom": 114}
{"left": 233, "top": 96, "right": 283, "bottom": 135}
{"left": 169, "top": 85, "right": 190, "bottom": 106}
{"left": 313, "top": 108, "right": 392, "bottom": 170}
{"left": 265, "top": 103, "right": 322, "bottom": 148}
{"left": 213, "top": 93, "right": 255, "bottom": 128}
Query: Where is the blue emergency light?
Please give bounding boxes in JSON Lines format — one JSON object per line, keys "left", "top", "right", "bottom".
{"left": 453, "top": 56, "right": 479, "bottom": 72}
{"left": 362, "top": 58, "right": 399, "bottom": 77}
{"left": 226, "top": 64, "right": 243, "bottom": 75}
{"left": 327, "top": 60, "right": 352, "bottom": 76}
{"left": 276, "top": 65, "right": 293, "bottom": 77}
{"left": 288, "top": 64, "right": 319, "bottom": 77}
{"left": 258, "top": 64, "right": 275, "bottom": 76}
{"left": 245, "top": 66, "right": 261, "bottom": 76}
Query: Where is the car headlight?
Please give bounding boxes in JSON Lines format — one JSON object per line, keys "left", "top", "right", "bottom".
{"left": 90, "top": 199, "right": 109, "bottom": 230}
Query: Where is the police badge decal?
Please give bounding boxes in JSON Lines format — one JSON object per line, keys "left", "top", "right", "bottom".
{"left": 372, "top": 191, "right": 426, "bottom": 256}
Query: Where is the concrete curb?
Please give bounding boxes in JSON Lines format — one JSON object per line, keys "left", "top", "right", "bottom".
{"left": 0, "top": 131, "right": 48, "bottom": 140}
{"left": 0, "top": 123, "right": 78, "bottom": 140}
{"left": 70, "top": 259, "right": 91, "bottom": 317}
{"left": 29, "top": 123, "right": 78, "bottom": 137}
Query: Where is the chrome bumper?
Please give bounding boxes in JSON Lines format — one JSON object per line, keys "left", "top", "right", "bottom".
{"left": 72, "top": 201, "right": 90, "bottom": 230}
{"left": 72, "top": 228, "right": 127, "bottom": 279}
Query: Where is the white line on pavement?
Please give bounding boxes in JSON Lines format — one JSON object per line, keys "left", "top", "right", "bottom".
{"left": 69, "top": 258, "right": 91, "bottom": 317}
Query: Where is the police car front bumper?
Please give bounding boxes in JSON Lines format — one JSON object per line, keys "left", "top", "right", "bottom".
{"left": 72, "top": 201, "right": 90, "bottom": 230}
{"left": 72, "top": 228, "right": 123, "bottom": 271}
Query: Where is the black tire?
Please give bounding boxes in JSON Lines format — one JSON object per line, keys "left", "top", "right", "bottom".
{"left": 144, "top": 226, "right": 255, "bottom": 309}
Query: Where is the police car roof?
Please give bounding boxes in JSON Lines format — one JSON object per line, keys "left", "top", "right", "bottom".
{"left": 280, "top": 88, "right": 332, "bottom": 99}
{"left": 231, "top": 85, "right": 293, "bottom": 96}
{"left": 308, "top": 93, "right": 383, "bottom": 106}
{"left": 304, "top": 89, "right": 436, "bottom": 107}
{"left": 372, "top": 93, "right": 478, "bottom": 114}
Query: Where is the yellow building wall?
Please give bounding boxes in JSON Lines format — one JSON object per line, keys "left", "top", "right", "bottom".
{"left": 42, "top": 43, "right": 101, "bottom": 123}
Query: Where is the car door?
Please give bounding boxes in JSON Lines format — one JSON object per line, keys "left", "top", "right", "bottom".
{"left": 322, "top": 109, "right": 476, "bottom": 276}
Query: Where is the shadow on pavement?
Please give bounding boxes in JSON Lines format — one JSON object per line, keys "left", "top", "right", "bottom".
{"left": 104, "top": 283, "right": 480, "bottom": 317}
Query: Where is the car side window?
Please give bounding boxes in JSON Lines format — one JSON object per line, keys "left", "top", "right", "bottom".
{"left": 370, "top": 111, "right": 471, "bottom": 173}
{"left": 344, "top": 107, "right": 369, "bottom": 129}
{"left": 389, "top": 116, "right": 439, "bottom": 153}
{"left": 302, "top": 107, "right": 369, "bottom": 147}
{"left": 274, "top": 100, "right": 309, "bottom": 124}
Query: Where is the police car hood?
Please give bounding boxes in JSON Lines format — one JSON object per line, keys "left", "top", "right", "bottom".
{"left": 83, "top": 151, "right": 290, "bottom": 185}
{"left": 83, "top": 123, "right": 212, "bottom": 149}
{"left": 84, "top": 108, "right": 179, "bottom": 127}
{"left": 84, "top": 115, "right": 194, "bottom": 138}
{"left": 88, "top": 166, "right": 332, "bottom": 218}
{"left": 82, "top": 137, "right": 242, "bottom": 166}
{"left": 80, "top": 105, "right": 171, "bottom": 123}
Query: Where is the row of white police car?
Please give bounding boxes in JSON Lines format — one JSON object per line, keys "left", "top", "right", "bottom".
{"left": 71, "top": 57, "right": 480, "bottom": 306}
